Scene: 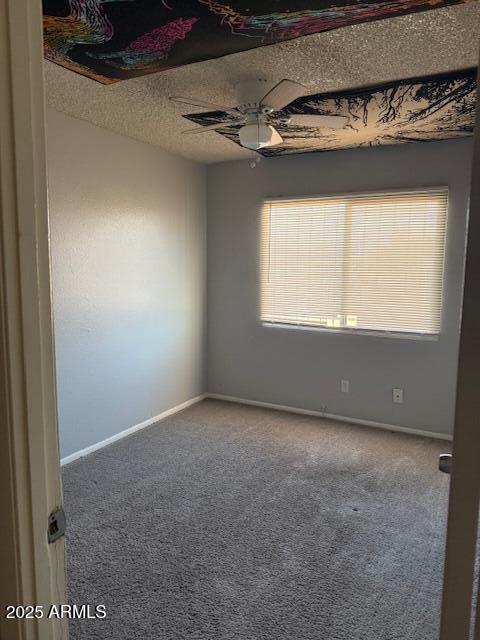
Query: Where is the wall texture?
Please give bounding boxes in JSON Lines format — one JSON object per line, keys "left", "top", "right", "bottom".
{"left": 46, "top": 110, "right": 206, "bottom": 458}
{"left": 207, "top": 138, "right": 473, "bottom": 436}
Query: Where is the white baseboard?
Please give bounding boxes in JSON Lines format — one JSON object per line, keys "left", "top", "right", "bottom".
{"left": 61, "top": 394, "right": 207, "bottom": 466}
{"left": 206, "top": 393, "right": 453, "bottom": 442}
{"left": 61, "top": 391, "right": 451, "bottom": 466}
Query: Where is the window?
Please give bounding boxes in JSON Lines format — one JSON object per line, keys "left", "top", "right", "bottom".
{"left": 260, "top": 189, "right": 448, "bottom": 335}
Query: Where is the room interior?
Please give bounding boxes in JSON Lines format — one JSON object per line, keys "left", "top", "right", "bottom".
{"left": 41, "top": 0, "right": 478, "bottom": 638}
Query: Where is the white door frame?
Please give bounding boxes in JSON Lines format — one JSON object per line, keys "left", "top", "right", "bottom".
{"left": 0, "top": 1, "right": 66, "bottom": 639}
{"left": 0, "top": 3, "right": 479, "bottom": 639}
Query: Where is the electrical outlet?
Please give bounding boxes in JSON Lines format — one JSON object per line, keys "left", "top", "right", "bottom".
{"left": 393, "top": 388, "right": 403, "bottom": 404}
{"left": 341, "top": 379, "right": 349, "bottom": 393}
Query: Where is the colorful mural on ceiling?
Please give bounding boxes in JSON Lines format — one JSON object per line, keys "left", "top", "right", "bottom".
{"left": 43, "top": 0, "right": 476, "bottom": 84}
{"left": 184, "top": 68, "right": 477, "bottom": 156}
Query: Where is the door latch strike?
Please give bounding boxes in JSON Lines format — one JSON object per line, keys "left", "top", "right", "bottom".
{"left": 47, "top": 507, "right": 66, "bottom": 543}
{"left": 439, "top": 454, "right": 452, "bottom": 474}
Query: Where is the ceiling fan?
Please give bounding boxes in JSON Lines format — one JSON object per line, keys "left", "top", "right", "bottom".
{"left": 170, "top": 79, "right": 349, "bottom": 151}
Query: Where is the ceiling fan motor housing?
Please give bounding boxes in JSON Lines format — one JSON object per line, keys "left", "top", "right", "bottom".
{"left": 235, "top": 79, "right": 277, "bottom": 112}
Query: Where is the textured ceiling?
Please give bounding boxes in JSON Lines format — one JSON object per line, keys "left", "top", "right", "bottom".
{"left": 44, "top": 2, "right": 480, "bottom": 163}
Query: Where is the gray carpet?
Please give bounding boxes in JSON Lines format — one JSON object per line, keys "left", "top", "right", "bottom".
{"left": 63, "top": 399, "right": 451, "bottom": 640}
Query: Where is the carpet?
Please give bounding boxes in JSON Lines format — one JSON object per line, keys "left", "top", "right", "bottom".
{"left": 63, "top": 399, "right": 451, "bottom": 639}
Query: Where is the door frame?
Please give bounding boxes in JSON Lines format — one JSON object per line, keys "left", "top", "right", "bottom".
{"left": 440, "top": 64, "right": 480, "bottom": 640}
{"left": 0, "top": 1, "right": 66, "bottom": 639}
{"left": 0, "top": 2, "right": 479, "bottom": 639}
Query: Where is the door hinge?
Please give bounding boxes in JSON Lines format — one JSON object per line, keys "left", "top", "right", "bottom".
{"left": 47, "top": 507, "right": 66, "bottom": 543}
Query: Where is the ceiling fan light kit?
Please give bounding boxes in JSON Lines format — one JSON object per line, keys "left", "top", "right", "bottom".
{"left": 239, "top": 121, "right": 282, "bottom": 151}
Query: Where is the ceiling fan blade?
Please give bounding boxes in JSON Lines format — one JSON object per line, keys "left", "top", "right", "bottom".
{"left": 182, "top": 122, "right": 237, "bottom": 134}
{"left": 170, "top": 96, "right": 238, "bottom": 115}
{"left": 260, "top": 80, "right": 307, "bottom": 111}
{"left": 288, "top": 114, "right": 349, "bottom": 129}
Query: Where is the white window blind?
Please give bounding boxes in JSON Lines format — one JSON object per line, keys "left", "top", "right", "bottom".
{"left": 260, "top": 189, "right": 448, "bottom": 335}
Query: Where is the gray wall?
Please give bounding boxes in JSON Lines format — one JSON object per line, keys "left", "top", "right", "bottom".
{"left": 206, "top": 139, "right": 473, "bottom": 436}
{"left": 46, "top": 110, "right": 206, "bottom": 458}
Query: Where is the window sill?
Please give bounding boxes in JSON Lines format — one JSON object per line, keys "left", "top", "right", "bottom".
{"left": 261, "top": 322, "right": 439, "bottom": 342}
